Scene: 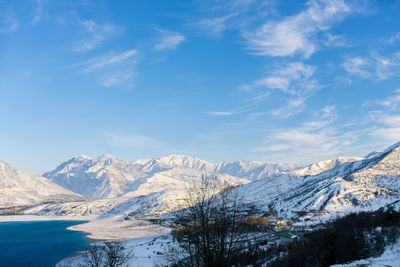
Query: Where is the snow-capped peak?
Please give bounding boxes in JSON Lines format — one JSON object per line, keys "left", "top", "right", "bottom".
{"left": 157, "top": 154, "right": 212, "bottom": 170}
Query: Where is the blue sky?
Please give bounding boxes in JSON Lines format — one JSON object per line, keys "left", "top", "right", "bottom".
{"left": 1, "top": 0, "right": 400, "bottom": 174}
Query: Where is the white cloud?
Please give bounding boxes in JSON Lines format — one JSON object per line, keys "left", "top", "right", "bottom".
{"left": 208, "top": 102, "right": 261, "bottom": 116}
{"left": 208, "top": 111, "right": 236, "bottom": 116}
{"left": 105, "top": 133, "right": 170, "bottom": 151}
{"left": 252, "top": 106, "right": 363, "bottom": 163}
{"left": 73, "top": 19, "right": 124, "bottom": 52}
{"left": 244, "top": 0, "right": 351, "bottom": 58}
{"left": 98, "top": 72, "right": 135, "bottom": 87}
{"left": 195, "top": 13, "right": 238, "bottom": 38}
{"left": 369, "top": 113, "right": 400, "bottom": 143}
{"left": 73, "top": 49, "right": 140, "bottom": 88}
{"left": 375, "top": 53, "right": 400, "bottom": 80}
{"left": 342, "top": 52, "right": 400, "bottom": 80}
{"left": 31, "top": 0, "right": 43, "bottom": 25}
{"left": 0, "top": 13, "right": 18, "bottom": 33}
{"left": 192, "top": 0, "right": 274, "bottom": 38}
{"left": 74, "top": 49, "right": 138, "bottom": 73}
{"left": 323, "top": 33, "right": 347, "bottom": 47}
{"left": 153, "top": 28, "right": 185, "bottom": 51}
{"left": 249, "top": 62, "right": 317, "bottom": 93}
{"left": 209, "top": 62, "right": 320, "bottom": 118}
{"left": 341, "top": 56, "right": 372, "bottom": 78}
{"left": 386, "top": 32, "right": 400, "bottom": 45}
{"left": 247, "top": 62, "right": 320, "bottom": 117}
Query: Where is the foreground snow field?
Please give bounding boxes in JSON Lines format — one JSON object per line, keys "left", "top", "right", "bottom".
{"left": 57, "top": 234, "right": 173, "bottom": 267}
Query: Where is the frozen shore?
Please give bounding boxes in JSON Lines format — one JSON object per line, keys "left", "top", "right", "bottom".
{"left": 68, "top": 215, "right": 171, "bottom": 240}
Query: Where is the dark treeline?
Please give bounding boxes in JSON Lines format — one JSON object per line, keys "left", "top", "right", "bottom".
{"left": 269, "top": 206, "right": 400, "bottom": 267}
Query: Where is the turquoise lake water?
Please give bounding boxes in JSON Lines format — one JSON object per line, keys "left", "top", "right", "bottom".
{"left": 0, "top": 220, "right": 91, "bottom": 267}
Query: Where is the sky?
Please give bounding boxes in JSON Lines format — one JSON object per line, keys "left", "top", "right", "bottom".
{"left": 1, "top": 0, "right": 400, "bottom": 174}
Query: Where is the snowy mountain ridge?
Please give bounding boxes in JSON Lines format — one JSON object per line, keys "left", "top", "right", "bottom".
{"left": 242, "top": 142, "right": 400, "bottom": 221}
{"left": 0, "top": 160, "right": 83, "bottom": 208}
{"left": 42, "top": 154, "right": 297, "bottom": 199}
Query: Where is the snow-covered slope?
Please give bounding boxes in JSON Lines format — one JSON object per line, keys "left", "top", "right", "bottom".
{"left": 214, "top": 160, "right": 296, "bottom": 180}
{"left": 0, "top": 160, "right": 83, "bottom": 208}
{"left": 291, "top": 157, "right": 364, "bottom": 176}
{"left": 268, "top": 142, "right": 400, "bottom": 219}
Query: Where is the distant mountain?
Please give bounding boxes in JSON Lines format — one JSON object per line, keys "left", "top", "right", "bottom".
{"left": 291, "top": 157, "right": 364, "bottom": 176}
{"left": 0, "top": 160, "right": 83, "bottom": 208}
{"left": 43, "top": 154, "right": 297, "bottom": 199}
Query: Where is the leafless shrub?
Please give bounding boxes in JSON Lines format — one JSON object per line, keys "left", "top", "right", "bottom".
{"left": 83, "top": 243, "right": 104, "bottom": 267}
{"left": 103, "top": 241, "right": 134, "bottom": 267}
{"left": 81, "top": 241, "right": 133, "bottom": 267}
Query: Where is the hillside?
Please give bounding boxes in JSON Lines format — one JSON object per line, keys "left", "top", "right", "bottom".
{"left": 267, "top": 142, "right": 400, "bottom": 220}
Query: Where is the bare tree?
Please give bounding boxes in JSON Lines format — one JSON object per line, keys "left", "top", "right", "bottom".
{"left": 82, "top": 243, "right": 104, "bottom": 267}
{"left": 82, "top": 241, "right": 133, "bottom": 267}
{"left": 103, "top": 241, "right": 134, "bottom": 267}
{"left": 171, "top": 175, "right": 252, "bottom": 267}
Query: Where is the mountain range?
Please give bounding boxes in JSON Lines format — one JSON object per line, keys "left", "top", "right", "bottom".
{"left": 1, "top": 142, "right": 399, "bottom": 221}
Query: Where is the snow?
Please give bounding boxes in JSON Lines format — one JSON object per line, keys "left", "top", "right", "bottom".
{"left": 56, "top": 234, "right": 173, "bottom": 267}
{"left": 239, "top": 142, "right": 400, "bottom": 223}
{"left": 0, "top": 160, "right": 83, "bottom": 208}
{"left": 68, "top": 215, "right": 170, "bottom": 240}
{"left": 43, "top": 154, "right": 298, "bottom": 200}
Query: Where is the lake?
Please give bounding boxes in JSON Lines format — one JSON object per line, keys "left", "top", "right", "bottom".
{"left": 0, "top": 220, "right": 91, "bottom": 267}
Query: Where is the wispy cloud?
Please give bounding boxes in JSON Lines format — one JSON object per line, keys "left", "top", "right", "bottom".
{"left": 369, "top": 113, "right": 400, "bottom": 143}
{"left": 73, "top": 19, "right": 124, "bottom": 52}
{"left": 153, "top": 28, "right": 185, "bottom": 51}
{"left": 342, "top": 52, "right": 400, "bottom": 80}
{"left": 208, "top": 61, "right": 323, "bottom": 118}
{"left": 251, "top": 106, "right": 365, "bottom": 163}
{"left": 192, "top": 0, "right": 274, "bottom": 38}
{"left": 195, "top": 13, "right": 238, "bottom": 38}
{"left": 386, "top": 32, "right": 400, "bottom": 45}
{"left": 73, "top": 49, "right": 140, "bottom": 88}
{"left": 105, "top": 133, "right": 170, "bottom": 151}
{"left": 0, "top": 13, "right": 18, "bottom": 33}
{"left": 74, "top": 49, "right": 138, "bottom": 73}
{"left": 323, "top": 33, "right": 348, "bottom": 47}
{"left": 247, "top": 62, "right": 320, "bottom": 117}
{"left": 31, "top": 0, "right": 43, "bottom": 25}
{"left": 98, "top": 71, "right": 136, "bottom": 87}
{"left": 341, "top": 56, "right": 372, "bottom": 78}
{"left": 208, "top": 62, "right": 321, "bottom": 118}
{"left": 243, "top": 0, "right": 352, "bottom": 58}
{"left": 208, "top": 102, "right": 260, "bottom": 116}
{"left": 208, "top": 111, "right": 237, "bottom": 116}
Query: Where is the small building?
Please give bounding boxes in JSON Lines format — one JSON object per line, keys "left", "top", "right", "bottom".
{"left": 279, "top": 232, "right": 298, "bottom": 244}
